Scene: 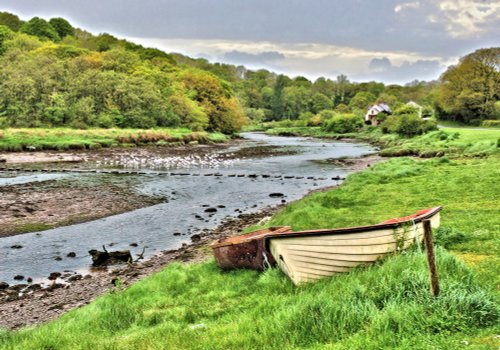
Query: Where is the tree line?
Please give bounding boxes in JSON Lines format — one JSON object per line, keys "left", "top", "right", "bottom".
{"left": 0, "top": 11, "right": 498, "bottom": 132}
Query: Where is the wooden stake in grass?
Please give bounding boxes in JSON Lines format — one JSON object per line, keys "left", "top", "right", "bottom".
{"left": 423, "top": 220, "right": 440, "bottom": 297}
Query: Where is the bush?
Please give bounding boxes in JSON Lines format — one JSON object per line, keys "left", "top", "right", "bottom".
{"left": 481, "top": 119, "right": 500, "bottom": 127}
{"left": 323, "top": 114, "right": 364, "bottom": 133}
{"left": 306, "top": 115, "right": 322, "bottom": 126}
{"left": 393, "top": 105, "right": 419, "bottom": 116}
{"left": 317, "top": 109, "right": 336, "bottom": 121}
{"left": 381, "top": 114, "right": 437, "bottom": 137}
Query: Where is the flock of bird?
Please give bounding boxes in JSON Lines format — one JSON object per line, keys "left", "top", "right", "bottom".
{"left": 95, "top": 153, "right": 237, "bottom": 170}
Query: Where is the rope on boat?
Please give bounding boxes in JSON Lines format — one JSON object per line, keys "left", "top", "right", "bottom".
{"left": 262, "top": 251, "right": 271, "bottom": 270}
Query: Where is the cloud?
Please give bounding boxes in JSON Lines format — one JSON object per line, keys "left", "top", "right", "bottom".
{"left": 432, "top": 0, "right": 500, "bottom": 38}
{"left": 222, "top": 50, "right": 285, "bottom": 65}
{"left": 130, "top": 37, "right": 450, "bottom": 84}
{"left": 368, "top": 57, "right": 393, "bottom": 72}
{"left": 394, "top": 1, "right": 420, "bottom": 13}
{"left": 367, "top": 57, "right": 444, "bottom": 82}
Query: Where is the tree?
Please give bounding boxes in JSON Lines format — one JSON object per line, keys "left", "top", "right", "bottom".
{"left": 438, "top": 48, "right": 500, "bottom": 123}
{"left": 349, "top": 91, "right": 376, "bottom": 111}
{"left": 282, "top": 86, "right": 311, "bottom": 119}
{"left": 20, "top": 17, "right": 60, "bottom": 41}
{"left": 0, "top": 25, "right": 13, "bottom": 55}
{"left": 0, "top": 12, "right": 23, "bottom": 31}
{"left": 49, "top": 18, "right": 74, "bottom": 39}
{"left": 311, "top": 93, "right": 333, "bottom": 113}
{"left": 271, "top": 74, "right": 290, "bottom": 119}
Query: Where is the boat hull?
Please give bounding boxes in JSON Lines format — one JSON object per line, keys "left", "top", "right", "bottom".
{"left": 212, "top": 226, "right": 291, "bottom": 270}
{"left": 269, "top": 210, "right": 441, "bottom": 284}
{"left": 211, "top": 207, "right": 442, "bottom": 285}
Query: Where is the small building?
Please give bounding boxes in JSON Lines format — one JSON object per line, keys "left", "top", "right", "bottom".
{"left": 365, "top": 103, "right": 392, "bottom": 125}
{"left": 406, "top": 101, "right": 423, "bottom": 118}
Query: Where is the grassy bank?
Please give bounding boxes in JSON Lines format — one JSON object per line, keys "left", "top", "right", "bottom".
{"left": 264, "top": 126, "right": 500, "bottom": 157}
{"left": 0, "top": 128, "right": 228, "bottom": 152}
{"left": 1, "top": 144, "right": 499, "bottom": 349}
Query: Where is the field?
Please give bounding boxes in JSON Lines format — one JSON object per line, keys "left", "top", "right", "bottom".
{"left": 1, "top": 126, "right": 499, "bottom": 349}
{"left": 0, "top": 128, "right": 229, "bottom": 152}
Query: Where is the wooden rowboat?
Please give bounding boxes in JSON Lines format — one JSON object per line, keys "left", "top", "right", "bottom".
{"left": 212, "top": 207, "right": 442, "bottom": 284}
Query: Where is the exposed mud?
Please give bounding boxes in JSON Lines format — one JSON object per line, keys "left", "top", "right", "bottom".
{"left": 0, "top": 179, "right": 165, "bottom": 238}
{"left": 313, "top": 154, "right": 383, "bottom": 171}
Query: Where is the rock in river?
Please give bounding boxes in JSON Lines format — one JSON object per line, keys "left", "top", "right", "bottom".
{"left": 88, "top": 248, "right": 132, "bottom": 266}
{"left": 269, "top": 193, "right": 284, "bottom": 198}
{"left": 204, "top": 207, "right": 217, "bottom": 213}
{"left": 48, "top": 272, "right": 62, "bottom": 280}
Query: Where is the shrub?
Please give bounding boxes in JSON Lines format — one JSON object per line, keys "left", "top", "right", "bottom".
{"left": 306, "top": 115, "right": 322, "bottom": 126}
{"left": 434, "top": 227, "right": 468, "bottom": 249}
{"left": 481, "top": 119, "right": 500, "bottom": 127}
{"left": 317, "top": 109, "right": 336, "bottom": 121}
{"left": 393, "top": 105, "right": 419, "bottom": 116}
{"left": 381, "top": 114, "right": 437, "bottom": 137}
{"left": 323, "top": 114, "right": 364, "bottom": 133}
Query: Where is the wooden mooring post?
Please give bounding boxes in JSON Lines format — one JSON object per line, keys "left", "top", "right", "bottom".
{"left": 423, "top": 220, "right": 440, "bottom": 297}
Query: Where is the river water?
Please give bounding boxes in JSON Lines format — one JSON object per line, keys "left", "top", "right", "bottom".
{"left": 0, "top": 133, "right": 376, "bottom": 284}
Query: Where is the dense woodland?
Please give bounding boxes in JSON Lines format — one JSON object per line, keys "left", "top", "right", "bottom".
{"left": 0, "top": 11, "right": 498, "bottom": 133}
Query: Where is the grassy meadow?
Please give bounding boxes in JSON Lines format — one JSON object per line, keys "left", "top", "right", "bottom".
{"left": 0, "top": 128, "right": 228, "bottom": 152}
{"left": 1, "top": 125, "right": 499, "bottom": 349}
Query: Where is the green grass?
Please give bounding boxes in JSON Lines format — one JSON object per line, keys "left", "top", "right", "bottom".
{"left": 264, "top": 126, "right": 500, "bottom": 157}
{"left": 1, "top": 154, "right": 499, "bottom": 349}
{"left": 0, "top": 128, "right": 229, "bottom": 151}
{"left": 0, "top": 250, "right": 498, "bottom": 350}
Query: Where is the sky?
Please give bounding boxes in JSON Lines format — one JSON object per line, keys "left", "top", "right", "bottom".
{"left": 1, "top": 0, "right": 499, "bottom": 84}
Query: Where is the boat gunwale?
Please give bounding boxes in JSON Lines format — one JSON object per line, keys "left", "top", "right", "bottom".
{"left": 211, "top": 206, "right": 441, "bottom": 249}
{"left": 265, "top": 206, "right": 441, "bottom": 243}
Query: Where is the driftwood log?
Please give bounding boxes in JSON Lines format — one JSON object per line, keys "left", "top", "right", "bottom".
{"left": 88, "top": 245, "right": 132, "bottom": 266}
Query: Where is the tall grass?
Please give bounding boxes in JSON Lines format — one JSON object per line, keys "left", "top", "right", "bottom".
{"left": 1, "top": 249, "right": 498, "bottom": 350}
{"left": 0, "top": 128, "right": 228, "bottom": 152}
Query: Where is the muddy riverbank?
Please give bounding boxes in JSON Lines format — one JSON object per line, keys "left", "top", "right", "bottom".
{"left": 0, "top": 179, "right": 165, "bottom": 238}
{"left": 0, "top": 153, "right": 383, "bottom": 330}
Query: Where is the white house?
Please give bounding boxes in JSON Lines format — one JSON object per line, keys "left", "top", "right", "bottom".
{"left": 406, "top": 101, "right": 423, "bottom": 118}
{"left": 365, "top": 103, "right": 392, "bottom": 125}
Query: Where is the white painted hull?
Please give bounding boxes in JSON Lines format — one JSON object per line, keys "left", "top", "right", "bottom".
{"left": 269, "top": 211, "right": 440, "bottom": 285}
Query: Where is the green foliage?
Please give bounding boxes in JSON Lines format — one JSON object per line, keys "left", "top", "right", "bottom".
{"left": 0, "top": 128, "right": 227, "bottom": 151}
{"left": 182, "top": 70, "right": 246, "bottom": 133}
{"left": 323, "top": 113, "right": 364, "bottom": 133}
{"left": 0, "top": 25, "right": 13, "bottom": 54}
{"left": 381, "top": 114, "right": 437, "bottom": 137}
{"left": 437, "top": 48, "right": 500, "bottom": 124}
{"left": 349, "top": 91, "right": 376, "bottom": 111}
{"left": 20, "top": 17, "right": 60, "bottom": 41}
{"left": 48, "top": 17, "right": 74, "bottom": 39}
{"left": 434, "top": 227, "right": 468, "bottom": 249}
{"left": 393, "top": 104, "right": 419, "bottom": 116}
{"left": 317, "top": 109, "right": 336, "bottom": 121}
{"left": 311, "top": 92, "right": 333, "bottom": 113}
{"left": 0, "top": 11, "right": 23, "bottom": 31}
{"left": 481, "top": 119, "right": 500, "bottom": 127}
{"left": 334, "top": 103, "right": 351, "bottom": 113}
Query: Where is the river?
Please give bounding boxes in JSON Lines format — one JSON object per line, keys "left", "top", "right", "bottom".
{"left": 0, "top": 133, "right": 376, "bottom": 284}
